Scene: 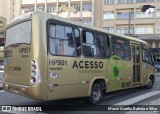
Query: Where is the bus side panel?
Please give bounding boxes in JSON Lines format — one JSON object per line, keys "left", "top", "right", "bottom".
{"left": 142, "top": 63, "right": 149, "bottom": 85}
{"left": 47, "top": 56, "right": 134, "bottom": 100}
{"left": 47, "top": 56, "right": 90, "bottom": 100}
{"left": 142, "top": 63, "right": 155, "bottom": 85}
{"left": 118, "top": 61, "right": 133, "bottom": 90}
{"left": 106, "top": 60, "right": 133, "bottom": 92}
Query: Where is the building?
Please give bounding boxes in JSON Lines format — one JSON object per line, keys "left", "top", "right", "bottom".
{"left": 0, "top": 16, "right": 6, "bottom": 65}
{"left": 0, "top": 0, "right": 154, "bottom": 48}
{"left": 0, "top": 16, "right": 6, "bottom": 39}
{"left": 21, "top": 0, "right": 160, "bottom": 48}
{"left": 0, "top": 0, "right": 21, "bottom": 64}
{"left": 21, "top": 0, "right": 93, "bottom": 25}
{"left": 102, "top": 0, "right": 160, "bottom": 48}
{"left": 0, "top": 0, "right": 21, "bottom": 23}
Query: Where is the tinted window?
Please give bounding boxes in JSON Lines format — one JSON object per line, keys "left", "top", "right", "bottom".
{"left": 111, "top": 36, "right": 131, "bottom": 60}
{"left": 83, "top": 31, "right": 110, "bottom": 58}
{"left": 142, "top": 49, "right": 153, "bottom": 64}
{"left": 49, "top": 24, "right": 81, "bottom": 56}
{"left": 5, "top": 21, "right": 31, "bottom": 47}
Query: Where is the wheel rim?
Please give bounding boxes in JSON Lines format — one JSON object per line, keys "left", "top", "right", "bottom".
{"left": 148, "top": 78, "right": 153, "bottom": 87}
{"left": 93, "top": 88, "right": 101, "bottom": 101}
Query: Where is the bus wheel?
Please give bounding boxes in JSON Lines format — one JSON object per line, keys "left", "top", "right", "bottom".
{"left": 88, "top": 83, "right": 103, "bottom": 104}
{"left": 145, "top": 76, "right": 154, "bottom": 89}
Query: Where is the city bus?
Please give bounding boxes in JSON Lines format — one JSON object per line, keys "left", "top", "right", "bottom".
{"left": 3, "top": 11, "right": 155, "bottom": 104}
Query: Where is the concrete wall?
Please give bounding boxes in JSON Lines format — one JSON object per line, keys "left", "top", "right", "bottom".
{"left": 0, "top": 0, "right": 21, "bottom": 23}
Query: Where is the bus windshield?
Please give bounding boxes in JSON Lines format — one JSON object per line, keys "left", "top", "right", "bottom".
{"left": 5, "top": 21, "right": 31, "bottom": 47}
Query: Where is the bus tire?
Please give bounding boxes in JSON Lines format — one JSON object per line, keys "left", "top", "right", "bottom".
{"left": 88, "top": 83, "right": 103, "bottom": 104}
{"left": 145, "top": 76, "right": 154, "bottom": 89}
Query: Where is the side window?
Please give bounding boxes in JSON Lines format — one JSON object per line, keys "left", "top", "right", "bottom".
{"left": 83, "top": 31, "right": 110, "bottom": 58}
{"left": 49, "top": 24, "right": 81, "bottom": 56}
{"left": 142, "top": 49, "right": 153, "bottom": 64}
{"left": 136, "top": 47, "right": 140, "bottom": 63}
{"left": 132, "top": 46, "right": 135, "bottom": 63}
{"left": 111, "top": 36, "right": 131, "bottom": 60}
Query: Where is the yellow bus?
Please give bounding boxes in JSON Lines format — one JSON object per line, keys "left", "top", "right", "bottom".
{"left": 3, "top": 11, "right": 155, "bottom": 104}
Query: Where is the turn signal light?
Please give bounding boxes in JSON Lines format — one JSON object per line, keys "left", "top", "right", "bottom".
{"left": 30, "top": 76, "right": 36, "bottom": 84}
{"left": 30, "top": 59, "right": 41, "bottom": 85}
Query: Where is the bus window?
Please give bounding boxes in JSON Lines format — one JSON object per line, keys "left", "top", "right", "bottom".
{"left": 142, "top": 49, "right": 154, "bottom": 65}
{"left": 136, "top": 47, "right": 140, "bottom": 63}
{"left": 111, "top": 36, "right": 131, "bottom": 60}
{"left": 82, "top": 31, "right": 110, "bottom": 58}
{"left": 5, "top": 21, "right": 31, "bottom": 48}
{"left": 49, "top": 24, "right": 81, "bottom": 56}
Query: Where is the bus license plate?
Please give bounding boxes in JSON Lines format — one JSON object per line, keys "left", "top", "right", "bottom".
{"left": 13, "top": 89, "right": 19, "bottom": 94}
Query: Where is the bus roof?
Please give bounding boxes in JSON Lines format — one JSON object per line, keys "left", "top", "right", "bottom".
{"left": 7, "top": 11, "right": 148, "bottom": 45}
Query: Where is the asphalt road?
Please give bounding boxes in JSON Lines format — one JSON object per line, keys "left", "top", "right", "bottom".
{"left": 0, "top": 72, "right": 160, "bottom": 114}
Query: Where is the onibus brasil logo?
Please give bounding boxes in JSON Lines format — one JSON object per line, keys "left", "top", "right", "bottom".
{"left": 106, "top": 55, "right": 126, "bottom": 80}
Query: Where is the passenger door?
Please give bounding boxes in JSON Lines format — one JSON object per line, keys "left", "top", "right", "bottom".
{"left": 132, "top": 44, "right": 141, "bottom": 85}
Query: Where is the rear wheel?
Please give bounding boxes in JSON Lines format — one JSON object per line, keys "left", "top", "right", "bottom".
{"left": 88, "top": 83, "right": 103, "bottom": 104}
{"left": 145, "top": 76, "right": 154, "bottom": 89}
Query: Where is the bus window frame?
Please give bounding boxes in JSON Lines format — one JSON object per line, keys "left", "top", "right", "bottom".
{"left": 82, "top": 28, "right": 111, "bottom": 59}
{"left": 46, "top": 19, "right": 81, "bottom": 57}
{"left": 111, "top": 35, "right": 131, "bottom": 61}
{"left": 149, "top": 49, "right": 155, "bottom": 65}
{"left": 142, "top": 49, "right": 154, "bottom": 66}
{"left": 5, "top": 19, "right": 32, "bottom": 49}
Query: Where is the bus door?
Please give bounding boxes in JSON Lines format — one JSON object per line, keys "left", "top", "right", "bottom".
{"left": 132, "top": 44, "right": 141, "bottom": 85}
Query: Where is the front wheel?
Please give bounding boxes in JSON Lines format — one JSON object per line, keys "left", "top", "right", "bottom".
{"left": 88, "top": 83, "right": 103, "bottom": 104}
{"left": 145, "top": 76, "right": 154, "bottom": 89}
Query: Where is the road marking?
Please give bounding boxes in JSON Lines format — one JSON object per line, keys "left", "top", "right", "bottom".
{"left": 0, "top": 90, "right": 4, "bottom": 92}
{"left": 103, "top": 89, "right": 137, "bottom": 99}
{"left": 115, "top": 91, "right": 160, "bottom": 105}
{"left": 0, "top": 70, "right": 4, "bottom": 73}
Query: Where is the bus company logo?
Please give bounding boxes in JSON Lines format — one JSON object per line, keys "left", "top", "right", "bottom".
{"left": 106, "top": 55, "right": 126, "bottom": 80}
{"left": 72, "top": 60, "right": 103, "bottom": 69}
